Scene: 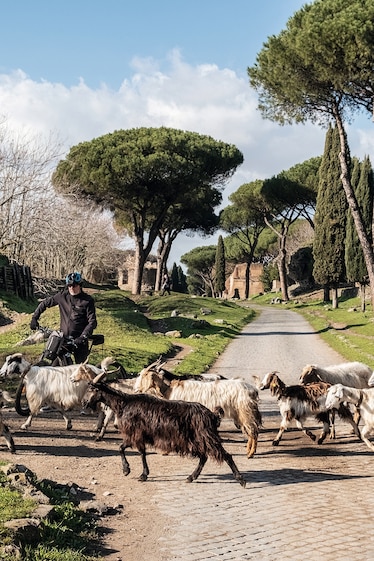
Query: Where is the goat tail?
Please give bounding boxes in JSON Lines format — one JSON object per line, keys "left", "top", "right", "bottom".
{"left": 236, "top": 400, "right": 262, "bottom": 458}
{"left": 15, "top": 380, "right": 30, "bottom": 416}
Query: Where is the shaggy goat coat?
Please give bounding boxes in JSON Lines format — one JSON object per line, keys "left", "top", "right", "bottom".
{"left": 134, "top": 368, "right": 262, "bottom": 458}
{"left": 82, "top": 380, "right": 246, "bottom": 486}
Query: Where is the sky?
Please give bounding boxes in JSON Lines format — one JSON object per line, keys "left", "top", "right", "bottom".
{"left": 1, "top": 0, "right": 373, "bottom": 268}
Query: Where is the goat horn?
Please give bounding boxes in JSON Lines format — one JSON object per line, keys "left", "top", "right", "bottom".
{"left": 92, "top": 371, "right": 107, "bottom": 384}
{"left": 145, "top": 356, "right": 164, "bottom": 371}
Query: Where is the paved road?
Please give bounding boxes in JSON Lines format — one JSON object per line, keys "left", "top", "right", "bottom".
{"left": 148, "top": 306, "right": 374, "bottom": 560}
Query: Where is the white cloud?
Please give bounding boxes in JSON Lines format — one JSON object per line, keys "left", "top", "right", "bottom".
{"left": 0, "top": 51, "right": 372, "bottom": 266}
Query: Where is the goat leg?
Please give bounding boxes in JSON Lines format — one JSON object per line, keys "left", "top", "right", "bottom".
{"left": 329, "top": 410, "right": 336, "bottom": 439}
{"left": 273, "top": 417, "right": 288, "bottom": 445}
{"left": 246, "top": 436, "right": 257, "bottom": 458}
{"left": 186, "top": 455, "right": 207, "bottom": 483}
{"left": 119, "top": 443, "right": 131, "bottom": 476}
{"left": 2, "top": 423, "right": 16, "bottom": 453}
{"left": 337, "top": 404, "right": 361, "bottom": 440}
{"left": 20, "top": 415, "right": 33, "bottom": 430}
{"left": 138, "top": 447, "right": 150, "bottom": 482}
{"left": 222, "top": 451, "right": 246, "bottom": 488}
{"left": 360, "top": 426, "right": 374, "bottom": 452}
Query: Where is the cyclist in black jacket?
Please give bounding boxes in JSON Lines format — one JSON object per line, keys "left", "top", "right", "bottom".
{"left": 30, "top": 272, "right": 97, "bottom": 363}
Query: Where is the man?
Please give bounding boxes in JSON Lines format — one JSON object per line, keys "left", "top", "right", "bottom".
{"left": 30, "top": 272, "right": 97, "bottom": 363}
{"left": 161, "top": 273, "right": 171, "bottom": 296}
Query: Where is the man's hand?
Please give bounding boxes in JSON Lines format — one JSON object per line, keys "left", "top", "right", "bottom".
{"left": 30, "top": 318, "right": 39, "bottom": 330}
{"left": 74, "top": 336, "right": 86, "bottom": 346}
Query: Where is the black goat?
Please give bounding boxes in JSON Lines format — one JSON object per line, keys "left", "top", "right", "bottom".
{"left": 82, "top": 375, "right": 246, "bottom": 487}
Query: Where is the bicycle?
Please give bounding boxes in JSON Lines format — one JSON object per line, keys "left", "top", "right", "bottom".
{"left": 37, "top": 327, "right": 105, "bottom": 367}
{"left": 15, "top": 327, "right": 105, "bottom": 416}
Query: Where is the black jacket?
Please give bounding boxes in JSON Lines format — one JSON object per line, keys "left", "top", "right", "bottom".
{"left": 32, "top": 289, "right": 97, "bottom": 339}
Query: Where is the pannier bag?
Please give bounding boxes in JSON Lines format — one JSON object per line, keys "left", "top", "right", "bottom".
{"left": 43, "top": 330, "right": 64, "bottom": 361}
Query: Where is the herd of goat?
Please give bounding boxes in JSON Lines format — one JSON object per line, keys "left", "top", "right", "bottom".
{"left": 1, "top": 353, "right": 374, "bottom": 486}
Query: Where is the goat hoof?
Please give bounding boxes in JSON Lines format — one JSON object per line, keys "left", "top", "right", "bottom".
{"left": 138, "top": 474, "right": 148, "bottom": 482}
{"left": 239, "top": 477, "right": 246, "bottom": 488}
{"left": 272, "top": 440, "right": 279, "bottom": 446}
{"left": 186, "top": 476, "right": 194, "bottom": 483}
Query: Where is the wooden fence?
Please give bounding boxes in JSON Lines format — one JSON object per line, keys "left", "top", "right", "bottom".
{"left": 0, "top": 263, "right": 34, "bottom": 299}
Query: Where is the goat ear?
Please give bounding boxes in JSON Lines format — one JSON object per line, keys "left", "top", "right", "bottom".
{"left": 92, "top": 371, "right": 107, "bottom": 384}
{"left": 252, "top": 375, "right": 261, "bottom": 389}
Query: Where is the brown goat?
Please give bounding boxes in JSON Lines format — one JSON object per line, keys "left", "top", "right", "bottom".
{"left": 81, "top": 370, "right": 246, "bottom": 487}
{"left": 259, "top": 371, "right": 360, "bottom": 446}
{"left": 134, "top": 362, "right": 261, "bottom": 459}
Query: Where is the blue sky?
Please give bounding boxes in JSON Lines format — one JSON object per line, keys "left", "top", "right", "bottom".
{"left": 2, "top": 1, "right": 306, "bottom": 87}
{"left": 1, "top": 1, "right": 373, "bottom": 266}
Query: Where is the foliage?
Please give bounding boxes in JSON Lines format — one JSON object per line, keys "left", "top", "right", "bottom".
{"left": 260, "top": 263, "right": 279, "bottom": 292}
{"left": 288, "top": 246, "right": 314, "bottom": 287}
{"left": 214, "top": 235, "right": 226, "bottom": 296}
{"left": 170, "top": 262, "right": 187, "bottom": 293}
{"left": 248, "top": 0, "right": 374, "bottom": 310}
{"left": 313, "top": 126, "right": 348, "bottom": 289}
{"left": 345, "top": 156, "right": 373, "bottom": 286}
{"left": 181, "top": 245, "right": 217, "bottom": 296}
{"left": 220, "top": 180, "right": 268, "bottom": 298}
{"left": 52, "top": 127, "right": 243, "bottom": 295}
{"left": 248, "top": 0, "right": 374, "bottom": 125}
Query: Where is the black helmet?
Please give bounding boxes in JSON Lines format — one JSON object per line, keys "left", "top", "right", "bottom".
{"left": 65, "top": 272, "right": 82, "bottom": 286}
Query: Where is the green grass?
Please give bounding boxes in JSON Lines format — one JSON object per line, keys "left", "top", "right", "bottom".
{"left": 0, "top": 462, "right": 102, "bottom": 561}
{"left": 0, "top": 289, "right": 255, "bottom": 375}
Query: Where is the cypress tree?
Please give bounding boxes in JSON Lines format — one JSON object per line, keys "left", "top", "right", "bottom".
{"left": 177, "top": 265, "right": 188, "bottom": 293}
{"left": 214, "top": 235, "right": 226, "bottom": 297}
{"left": 170, "top": 263, "right": 179, "bottom": 291}
{"left": 345, "top": 156, "right": 374, "bottom": 311}
{"left": 313, "top": 125, "right": 348, "bottom": 307}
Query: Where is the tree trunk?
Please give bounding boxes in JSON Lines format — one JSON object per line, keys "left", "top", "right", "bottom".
{"left": 331, "top": 286, "right": 338, "bottom": 309}
{"left": 334, "top": 110, "right": 374, "bottom": 313}
{"left": 132, "top": 243, "right": 147, "bottom": 295}
{"left": 277, "top": 236, "right": 289, "bottom": 302}
{"left": 323, "top": 285, "right": 330, "bottom": 302}
{"left": 244, "top": 262, "right": 250, "bottom": 299}
{"left": 360, "top": 283, "right": 366, "bottom": 313}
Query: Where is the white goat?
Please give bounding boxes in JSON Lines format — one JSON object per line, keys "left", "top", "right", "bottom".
{"left": 259, "top": 371, "right": 360, "bottom": 446}
{"left": 71, "top": 363, "right": 137, "bottom": 440}
{"left": 133, "top": 363, "right": 262, "bottom": 458}
{"left": 0, "top": 353, "right": 112, "bottom": 430}
{"left": 299, "top": 362, "right": 373, "bottom": 388}
{"left": 325, "top": 384, "right": 374, "bottom": 452}
{"left": 299, "top": 361, "right": 374, "bottom": 427}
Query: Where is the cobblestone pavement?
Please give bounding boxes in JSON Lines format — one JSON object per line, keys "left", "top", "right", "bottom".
{"left": 147, "top": 306, "right": 374, "bottom": 560}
